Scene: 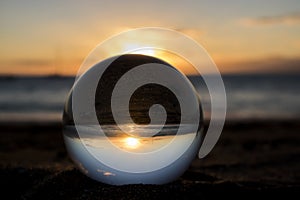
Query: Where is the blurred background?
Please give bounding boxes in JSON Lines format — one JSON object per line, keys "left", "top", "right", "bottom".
{"left": 1, "top": 0, "right": 300, "bottom": 123}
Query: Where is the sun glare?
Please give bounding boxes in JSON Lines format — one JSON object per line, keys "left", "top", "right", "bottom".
{"left": 130, "top": 48, "right": 156, "bottom": 57}
{"left": 124, "top": 137, "right": 140, "bottom": 149}
{"left": 122, "top": 43, "right": 156, "bottom": 57}
{"left": 120, "top": 42, "right": 197, "bottom": 74}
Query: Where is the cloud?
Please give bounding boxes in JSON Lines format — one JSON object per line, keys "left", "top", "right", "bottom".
{"left": 220, "top": 56, "right": 300, "bottom": 74}
{"left": 241, "top": 12, "right": 300, "bottom": 26}
{"left": 7, "top": 59, "right": 52, "bottom": 67}
{"left": 0, "top": 59, "right": 56, "bottom": 75}
{"left": 173, "top": 28, "right": 204, "bottom": 39}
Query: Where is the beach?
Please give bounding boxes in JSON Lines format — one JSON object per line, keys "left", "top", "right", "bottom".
{"left": 1, "top": 119, "right": 299, "bottom": 199}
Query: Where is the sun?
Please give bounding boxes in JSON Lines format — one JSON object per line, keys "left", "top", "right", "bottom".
{"left": 124, "top": 137, "right": 140, "bottom": 149}
{"left": 122, "top": 43, "right": 156, "bottom": 57}
{"left": 119, "top": 42, "right": 197, "bottom": 74}
{"left": 130, "top": 48, "right": 156, "bottom": 57}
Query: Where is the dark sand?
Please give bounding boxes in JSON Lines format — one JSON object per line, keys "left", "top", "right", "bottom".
{"left": 0, "top": 120, "right": 299, "bottom": 199}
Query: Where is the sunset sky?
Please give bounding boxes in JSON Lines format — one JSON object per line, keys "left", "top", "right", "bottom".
{"left": 1, "top": 0, "right": 300, "bottom": 75}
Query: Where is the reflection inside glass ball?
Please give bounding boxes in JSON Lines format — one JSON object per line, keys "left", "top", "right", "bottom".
{"left": 63, "top": 54, "right": 203, "bottom": 185}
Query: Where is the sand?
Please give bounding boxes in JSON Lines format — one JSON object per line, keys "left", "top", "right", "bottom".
{"left": 0, "top": 120, "right": 299, "bottom": 199}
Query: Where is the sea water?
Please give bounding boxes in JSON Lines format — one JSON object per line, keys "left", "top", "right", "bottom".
{"left": 1, "top": 74, "right": 300, "bottom": 122}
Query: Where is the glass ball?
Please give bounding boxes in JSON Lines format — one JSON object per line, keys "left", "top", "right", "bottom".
{"left": 63, "top": 54, "right": 203, "bottom": 185}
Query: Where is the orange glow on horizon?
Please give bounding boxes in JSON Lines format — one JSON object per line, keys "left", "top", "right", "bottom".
{"left": 1, "top": 1, "right": 300, "bottom": 76}
{"left": 124, "top": 137, "right": 140, "bottom": 149}
{"left": 1, "top": 24, "right": 300, "bottom": 76}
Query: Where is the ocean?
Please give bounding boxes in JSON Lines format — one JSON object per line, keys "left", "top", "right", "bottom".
{"left": 0, "top": 74, "right": 299, "bottom": 122}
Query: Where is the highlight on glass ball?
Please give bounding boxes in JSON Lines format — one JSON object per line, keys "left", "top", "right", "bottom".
{"left": 62, "top": 28, "right": 226, "bottom": 185}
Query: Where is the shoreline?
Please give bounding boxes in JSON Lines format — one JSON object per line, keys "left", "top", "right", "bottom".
{"left": 0, "top": 118, "right": 299, "bottom": 132}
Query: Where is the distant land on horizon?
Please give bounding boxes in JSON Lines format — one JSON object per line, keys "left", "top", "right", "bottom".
{"left": 1, "top": 72, "right": 300, "bottom": 79}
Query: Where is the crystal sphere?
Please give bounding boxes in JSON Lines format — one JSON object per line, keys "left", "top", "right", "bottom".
{"left": 63, "top": 54, "right": 203, "bottom": 185}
